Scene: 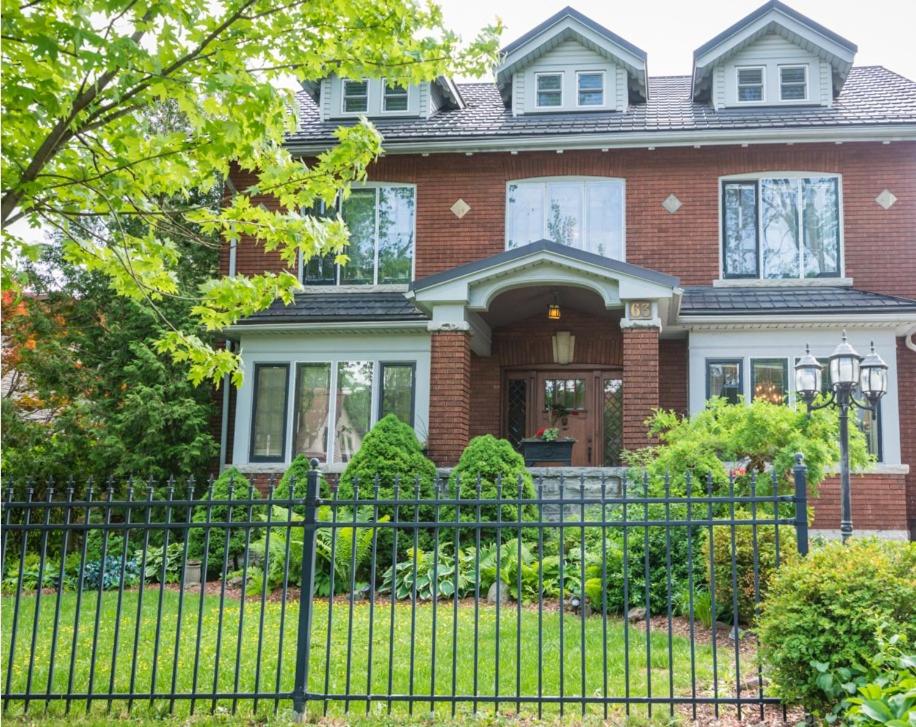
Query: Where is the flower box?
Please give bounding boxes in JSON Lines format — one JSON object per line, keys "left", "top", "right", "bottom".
{"left": 519, "top": 438, "right": 576, "bottom": 466}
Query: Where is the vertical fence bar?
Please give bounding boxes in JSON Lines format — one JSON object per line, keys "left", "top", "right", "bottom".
{"left": 292, "top": 459, "right": 322, "bottom": 721}
{"left": 6, "top": 486, "right": 33, "bottom": 711}
{"left": 366, "top": 475, "right": 381, "bottom": 715}
{"left": 169, "top": 477, "right": 195, "bottom": 715}
{"left": 793, "top": 454, "right": 809, "bottom": 556}
{"left": 108, "top": 485, "right": 135, "bottom": 713}
{"left": 46, "top": 486, "right": 75, "bottom": 711}
{"left": 24, "top": 486, "right": 54, "bottom": 713}
{"left": 190, "top": 476, "right": 214, "bottom": 716}
{"left": 127, "top": 485, "right": 154, "bottom": 713}
{"left": 65, "top": 482, "right": 93, "bottom": 715}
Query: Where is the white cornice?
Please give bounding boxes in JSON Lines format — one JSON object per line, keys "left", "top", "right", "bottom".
{"left": 224, "top": 320, "right": 429, "bottom": 336}
{"left": 679, "top": 313, "right": 916, "bottom": 333}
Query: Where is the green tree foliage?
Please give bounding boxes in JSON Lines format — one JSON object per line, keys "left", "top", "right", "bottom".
{"left": 624, "top": 397, "right": 872, "bottom": 496}
{"left": 2, "top": 0, "right": 500, "bottom": 385}
{"left": 1, "top": 242, "right": 217, "bottom": 488}
{"left": 757, "top": 539, "right": 916, "bottom": 716}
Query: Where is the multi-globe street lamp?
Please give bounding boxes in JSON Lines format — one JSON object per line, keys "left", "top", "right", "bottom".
{"left": 794, "top": 332, "right": 888, "bottom": 543}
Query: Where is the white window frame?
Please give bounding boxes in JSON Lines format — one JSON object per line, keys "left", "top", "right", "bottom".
{"left": 504, "top": 176, "right": 626, "bottom": 260}
{"left": 736, "top": 65, "right": 766, "bottom": 104}
{"left": 778, "top": 64, "right": 808, "bottom": 102}
{"left": 535, "top": 72, "right": 563, "bottom": 109}
{"left": 718, "top": 171, "right": 844, "bottom": 281}
{"left": 576, "top": 70, "right": 605, "bottom": 107}
{"left": 381, "top": 79, "right": 409, "bottom": 113}
{"left": 341, "top": 78, "right": 369, "bottom": 114}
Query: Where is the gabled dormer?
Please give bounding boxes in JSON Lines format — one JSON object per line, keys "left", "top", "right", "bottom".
{"left": 692, "top": 0, "right": 857, "bottom": 109}
{"left": 301, "top": 76, "right": 464, "bottom": 121}
{"left": 495, "top": 7, "right": 647, "bottom": 116}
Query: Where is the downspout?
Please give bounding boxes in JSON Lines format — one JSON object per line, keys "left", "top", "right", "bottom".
{"left": 218, "top": 174, "right": 239, "bottom": 472}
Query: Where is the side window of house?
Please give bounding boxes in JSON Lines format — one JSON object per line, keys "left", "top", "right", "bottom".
{"left": 722, "top": 176, "right": 840, "bottom": 280}
{"left": 249, "top": 364, "right": 289, "bottom": 462}
{"left": 304, "top": 185, "right": 415, "bottom": 286}
{"left": 506, "top": 178, "right": 625, "bottom": 260}
{"left": 750, "top": 358, "right": 788, "bottom": 404}
{"left": 706, "top": 359, "right": 742, "bottom": 403}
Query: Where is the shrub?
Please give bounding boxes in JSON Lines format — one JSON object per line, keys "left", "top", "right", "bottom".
{"left": 82, "top": 555, "right": 142, "bottom": 590}
{"left": 273, "top": 454, "right": 330, "bottom": 514}
{"left": 757, "top": 538, "right": 916, "bottom": 716}
{"left": 446, "top": 435, "right": 536, "bottom": 543}
{"left": 701, "top": 508, "right": 798, "bottom": 624}
{"left": 187, "top": 467, "right": 262, "bottom": 576}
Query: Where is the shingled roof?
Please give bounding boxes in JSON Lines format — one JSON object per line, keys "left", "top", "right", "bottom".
{"left": 287, "top": 67, "right": 916, "bottom": 150}
{"left": 235, "top": 291, "right": 428, "bottom": 325}
{"left": 680, "top": 286, "right": 916, "bottom": 316}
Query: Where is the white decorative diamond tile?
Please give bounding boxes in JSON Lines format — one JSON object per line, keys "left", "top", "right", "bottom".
{"left": 450, "top": 198, "right": 471, "bottom": 218}
{"left": 875, "top": 189, "right": 897, "bottom": 209}
{"left": 662, "top": 193, "right": 682, "bottom": 214}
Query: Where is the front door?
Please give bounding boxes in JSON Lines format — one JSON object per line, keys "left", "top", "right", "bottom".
{"left": 504, "top": 369, "right": 623, "bottom": 466}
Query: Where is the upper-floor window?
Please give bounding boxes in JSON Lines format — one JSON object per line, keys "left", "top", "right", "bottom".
{"left": 383, "top": 81, "right": 408, "bottom": 112}
{"left": 577, "top": 72, "right": 604, "bottom": 106}
{"left": 304, "top": 184, "right": 415, "bottom": 286}
{"left": 342, "top": 79, "right": 368, "bottom": 113}
{"left": 536, "top": 73, "right": 563, "bottom": 107}
{"left": 722, "top": 174, "right": 840, "bottom": 280}
{"left": 506, "top": 177, "right": 625, "bottom": 260}
{"left": 779, "top": 65, "right": 807, "bottom": 101}
{"left": 736, "top": 67, "right": 764, "bottom": 102}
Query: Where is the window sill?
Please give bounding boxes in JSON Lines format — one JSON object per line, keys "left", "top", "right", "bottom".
{"left": 713, "top": 277, "right": 852, "bottom": 288}
{"left": 299, "top": 284, "right": 410, "bottom": 294}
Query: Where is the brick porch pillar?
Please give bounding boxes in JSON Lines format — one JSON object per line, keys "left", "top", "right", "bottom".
{"left": 427, "top": 330, "right": 472, "bottom": 465}
{"left": 621, "top": 324, "right": 660, "bottom": 451}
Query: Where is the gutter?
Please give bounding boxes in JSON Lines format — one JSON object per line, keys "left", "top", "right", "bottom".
{"left": 285, "top": 123, "right": 916, "bottom": 156}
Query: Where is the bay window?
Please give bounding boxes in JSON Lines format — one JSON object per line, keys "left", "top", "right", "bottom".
{"left": 293, "top": 363, "right": 331, "bottom": 461}
{"left": 304, "top": 184, "right": 415, "bottom": 285}
{"left": 250, "top": 364, "right": 290, "bottom": 462}
{"left": 722, "top": 175, "right": 841, "bottom": 280}
{"left": 506, "top": 178, "right": 625, "bottom": 259}
{"left": 334, "top": 361, "right": 372, "bottom": 463}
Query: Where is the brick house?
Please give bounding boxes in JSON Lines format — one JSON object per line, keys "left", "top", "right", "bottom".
{"left": 218, "top": 2, "right": 916, "bottom": 539}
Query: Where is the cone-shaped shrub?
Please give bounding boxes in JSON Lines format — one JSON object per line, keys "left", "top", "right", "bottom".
{"left": 273, "top": 454, "right": 331, "bottom": 513}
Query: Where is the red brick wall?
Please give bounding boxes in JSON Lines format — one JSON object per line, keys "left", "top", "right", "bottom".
{"left": 622, "top": 327, "right": 660, "bottom": 450}
{"left": 659, "top": 338, "right": 688, "bottom": 416}
{"left": 811, "top": 473, "right": 909, "bottom": 533}
{"left": 224, "top": 142, "right": 916, "bottom": 298}
{"left": 897, "top": 339, "right": 916, "bottom": 538}
{"left": 469, "top": 353, "right": 501, "bottom": 439}
{"left": 427, "top": 331, "right": 471, "bottom": 465}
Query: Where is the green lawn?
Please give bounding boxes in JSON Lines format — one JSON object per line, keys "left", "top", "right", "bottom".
{"left": 2, "top": 588, "right": 736, "bottom": 722}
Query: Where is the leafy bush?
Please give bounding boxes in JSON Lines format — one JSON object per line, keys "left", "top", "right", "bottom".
{"left": 187, "top": 467, "right": 262, "bottom": 576}
{"left": 446, "top": 435, "right": 536, "bottom": 543}
{"left": 757, "top": 538, "right": 916, "bottom": 716}
{"left": 273, "top": 454, "right": 331, "bottom": 513}
{"left": 702, "top": 508, "right": 797, "bottom": 624}
{"left": 82, "top": 555, "right": 142, "bottom": 590}
{"left": 2, "top": 552, "right": 61, "bottom": 592}
{"left": 380, "top": 543, "right": 474, "bottom": 601}
{"left": 139, "top": 541, "right": 185, "bottom": 583}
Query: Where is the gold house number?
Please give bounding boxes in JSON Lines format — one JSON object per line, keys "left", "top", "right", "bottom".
{"left": 628, "top": 301, "right": 652, "bottom": 320}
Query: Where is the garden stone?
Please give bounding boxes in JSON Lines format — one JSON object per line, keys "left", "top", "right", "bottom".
{"left": 487, "top": 581, "right": 511, "bottom": 605}
{"left": 627, "top": 607, "right": 647, "bottom": 623}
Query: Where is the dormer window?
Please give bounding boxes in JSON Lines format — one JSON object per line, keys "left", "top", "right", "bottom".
{"left": 779, "top": 65, "right": 807, "bottom": 101}
{"left": 342, "top": 80, "right": 368, "bottom": 113}
{"left": 536, "top": 73, "right": 563, "bottom": 108}
{"left": 736, "top": 67, "right": 764, "bottom": 102}
{"left": 383, "top": 81, "right": 408, "bottom": 112}
{"left": 577, "top": 72, "right": 604, "bottom": 106}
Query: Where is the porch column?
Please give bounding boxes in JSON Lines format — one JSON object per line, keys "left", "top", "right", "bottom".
{"left": 427, "top": 329, "right": 472, "bottom": 466}
{"left": 621, "top": 304, "right": 661, "bottom": 451}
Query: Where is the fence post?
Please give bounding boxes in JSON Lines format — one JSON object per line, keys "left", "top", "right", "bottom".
{"left": 292, "top": 459, "right": 321, "bottom": 720}
{"left": 793, "top": 453, "right": 809, "bottom": 556}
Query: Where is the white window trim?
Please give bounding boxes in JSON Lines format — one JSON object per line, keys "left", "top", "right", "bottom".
{"left": 778, "top": 64, "right": 809, "bottom": 103}
{"left": 736, "top": 65, "right": 766, "bottom": 104}
{"left": 380, "top": 78, "right": 409, "bottom": 114}
{"left": 534, "top": 71, "right": 564, "bottom": 109}
{"left": 575, "top": 70, "right": 605, "bottom": 108}
{"left": 341, "top": 78, "right": 369, "bottom": 114}
{"left": 504, "top": 176, "right": 627, "bottom": 260}
{"left": 717, "top": 171, "right": 845, "bottom": 282}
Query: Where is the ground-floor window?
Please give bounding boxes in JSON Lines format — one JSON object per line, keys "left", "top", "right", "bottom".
{"left": 706, "top": 359, "right": 742, "bottom": 403}
{"left": 250, "top": 364, "right": 290, "bottom": 462}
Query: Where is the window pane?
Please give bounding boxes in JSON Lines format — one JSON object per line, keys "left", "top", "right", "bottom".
{"left": 507, "top": 183, "right": 545, "bottom": 249}
{"left": 737, "top": 68, "right": 763, "bottom": 102}
{"left": 603, "top": 378, "right": 623, "bottom": 466}
{"left": 802, "top": 177, "right": 839, "bottom": 277}
{"left": 380, "top": 364, "right": 414, "bottom": 425}
{"left": 384, "top": 84, "right": 408, "bottom": 112}
{"left": 738, "top": 68, "right": 762, "bottom": 84}
{"left": 251, "top": 365, "right": 288, "bottom": 460}
{"left": 304, "top": 252, "right": 337, "bottom": 284}
{"left": 537, "top": 74, "right": 562, "bottom": 106}
{"left": 334, "top": 361, "right": 372, "bottom": 463}
{"left": 545, "top": 378, "right": 585, "bottom": 411}
{"left": 780, "top": 67, "right": 806, "bottom": 100}
{"left": 343, "top": 80, "right": 368, "bottom": 112}
{"left": 781, "top": 67, "right": 805, "bottom": 84}
{"left": 377, "top": 186, "right": 414, "bottom": 284}
{"left": 723, "top": 183, "right": 758, "bottom": 276}
{"left": 546, "top": 182, "right": 582, "bottom": 247}
{"left": 761, "top": 178, "right": 800, "bottom": 278}
{"left": 578, "top": 73, "right": 603, "bottom": 105}
{"left": 294, "top": 364, "right": 330, "bottom": 460}
{"left": 751, "top": 359, "right": 787, "bottom": 404}
{"left": 857, "top": 405, "right": 881, "bottom": 459}
{"left": 340, "top": 189, "right": 376, "bottom": 284}
{"left": 707, "top": 361, "right": 741, "bottom": 404}
{"left": 586, "top": 181, "right": 623, "bottom": 258}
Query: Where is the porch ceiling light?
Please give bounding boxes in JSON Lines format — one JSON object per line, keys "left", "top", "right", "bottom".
{"left": 547, "top": 293, "right": 561, "bottom": 321}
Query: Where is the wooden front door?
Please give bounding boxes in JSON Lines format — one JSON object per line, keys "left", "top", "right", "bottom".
{"left": 504, "top": 368, "right": 623, "bottom": 467}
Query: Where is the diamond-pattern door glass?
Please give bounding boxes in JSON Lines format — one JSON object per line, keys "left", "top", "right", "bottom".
{"left": 506, "top": 379, "right": 527, "bottom": 450}
{"left": 603, "top": 378, "right": 623, "bottom": 466}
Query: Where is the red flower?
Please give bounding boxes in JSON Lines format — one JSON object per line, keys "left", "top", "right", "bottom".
{"left": 535, "top": 426, "right": 546, "bottom": 437}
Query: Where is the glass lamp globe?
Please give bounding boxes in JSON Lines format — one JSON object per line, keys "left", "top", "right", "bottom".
{"left": 794, "top": 345, "right": 822, "bottom": 403}
{"left": 859, "top": 342, "right": 888, "bottom": 401}
{"left": 828, "top": 332, "right": 862, "bottom": 388}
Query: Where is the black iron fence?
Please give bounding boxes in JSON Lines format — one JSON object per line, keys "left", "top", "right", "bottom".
{"left": 1, "top": 458, "right": 809, "bottom": 721}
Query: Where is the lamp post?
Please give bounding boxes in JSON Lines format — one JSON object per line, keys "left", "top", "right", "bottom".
{"left": 794, "top": 332, "right": 888, "bottom": 543}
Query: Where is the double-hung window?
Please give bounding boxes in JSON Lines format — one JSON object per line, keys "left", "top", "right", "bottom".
{"left": 304, "top": 185, "right": 415, "bottom": 285}
{"left": 342, "top": 80, "right": 368, "bottom": 113}
{"left": 779, "top": 66, "right": 807, "bottom": 101}
{"left": 506, "top": 177, "right": 625, "bottom": 259}
{"left": 722, "top": 175, "right": 841, "bottom": 279}
{"left": 250, "top": 364, "right": 290, "bottom": 462}
{"left": 536, "top": 73, "right": 562, "bottom": 107}
{"left": 577, "top": 72, "right": 604, "bottom": 106}
{"left": 382, "top": 81, "right": 408, "bottom": 112}
{"left": 737, "top": 67, "right": 764, "bottom": 102}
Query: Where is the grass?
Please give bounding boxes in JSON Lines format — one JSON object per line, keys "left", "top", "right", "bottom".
{"left": 2, "top": 588, "right": 736, "bottom": 722}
